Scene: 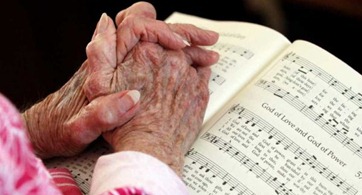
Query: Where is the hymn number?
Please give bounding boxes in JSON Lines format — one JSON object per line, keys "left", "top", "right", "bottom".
{"left": 355, "top": 171, "right": 362, "bottom": 179}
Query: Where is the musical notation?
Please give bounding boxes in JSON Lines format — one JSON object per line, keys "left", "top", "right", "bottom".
{"left": 256, "top": 80, "right": 362, "bottom": 160}
{"left": 282, "top": 52, "right": 362, "bottom": 109}
{"left": 201, "top": 133, "right": 296, "bottom": 195}
{"left": 227, "top": 105, "right": 358, "bottom": 195}
{"left": 209, "top": 43, "right": 254, "bottom": 60}
{"left": 185, "top": 148, "right": 256, "bottom": 195}
{"left": 210, "top": 72, "right": 226, "bottom": 85}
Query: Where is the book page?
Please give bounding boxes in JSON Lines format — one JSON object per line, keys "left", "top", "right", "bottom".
{"left": 166, "top": 12, "right": 291, "bottom": 123}
{"left": 183, "top": 40, "right": 362, "bottom": 194}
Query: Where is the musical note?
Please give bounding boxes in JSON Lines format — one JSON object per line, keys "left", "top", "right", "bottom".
{"left": 294, "top": 149, "right": 305, "bottom": 161}
{"left": 297, "top": 67, "right": 307, "bottom": 74}
{"left": 221, "top": 105, "right": 360, "bottom": 194}
{"left": 330, "top": 80, "right": 338, "bottom": 86}
{"left": 304, "top": 155, "right": 317, "bottom": 168}
{"left": 210, "top": 43, "right": 254, "bottom": 59}
{"left": 229, "top": 104, "right": 245, "bottom": 115}
{"left": 314, "top": 113, "right": 324, "bottom": 121}
{"left": 283, "top": 142, "right": 292, "bottom": 150}
{"left": 233, "top": 151, "right": 240, "bottom": 157}
{"left": 186, "top": 148, "right": 197, "bottom": 156}
{"left": 245, "top": 117, "right": 256, "bottom": 126}
{"left": 280, "top": 53, "right": 362, "bottom": 109}
{"left": 342, "top": 87, "right": 351, "bottom": 95}
{"left": 327, "top": 118, "right": 339, "bottom": 127}
{"left": 275, "top": 183, "right": 293, "bottom": 195}
{"left": 343, "top": 138, "right": 354, "bottom": 146}
{"left": 219, "top": 142, "right": 229, "bottom": 151}
{"left": 210, "top": 72, "right": 226, "bottom": 85}
{"left": 273, "top": 89, "right": 286, "bottom": 98}
{"left": 185, "top": 150, "right": 256, "bottom": 195}
{"left": 256, "top": 80, "right": 362, "bottom": 160}
{"left": 356, "top": 93, "right": 362, "bottom": 109}
{"left": 201, "top": 134, "right": 297, "bottom": 194}
{"left": 230, "top": 185, "right": 236, "bottom": 191}
{"left": 205, "top": 167, "right": 211, "bottom": 173}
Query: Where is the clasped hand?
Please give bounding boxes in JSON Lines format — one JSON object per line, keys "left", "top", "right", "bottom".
{"left": 22, "top": 2, "right": 219, "bottom": 175}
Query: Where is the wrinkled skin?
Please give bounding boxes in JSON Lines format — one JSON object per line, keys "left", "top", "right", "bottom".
{"left": 104, "top": 42, "right": 213, "bottom": 176}
{"left": 87, "top": 5, "right": 219, "bottom": 175}
{"left": 22, "top": 72, "right": 140, "bottom": 158}
{"left": 84, "top": 2, "right": 220, "bottom": 101}
{"left": 22, "top": 1, "right": 219, "bottom": 161}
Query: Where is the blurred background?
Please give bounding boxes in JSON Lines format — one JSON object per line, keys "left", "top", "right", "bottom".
{"left": 1, "top": 0, "right": 361, "bottom": 109}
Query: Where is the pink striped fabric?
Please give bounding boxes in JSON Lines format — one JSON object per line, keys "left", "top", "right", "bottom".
{"left": 100, "top": 187, "right": 148, "bottom": 195}
{"left": 48, "top": 167, "right": 83, "bottom": 195}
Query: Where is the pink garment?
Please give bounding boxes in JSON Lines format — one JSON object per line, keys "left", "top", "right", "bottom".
{"left": 90, "top": 151, "right": 188, "bottom": 195}
{"left": 0, "top": 94, "right": 61, "bottom": 194}
{"left": 48, "top": 168, "right": 83, "bottom": 195}
{"left": 0, "top": 93, "right": 188, "bottom": 195}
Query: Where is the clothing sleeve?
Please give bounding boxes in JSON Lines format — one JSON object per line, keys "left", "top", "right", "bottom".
{"left": 0, "top": 94, "right": 62, "bottom": 195}
{"left": 90, "top": 151, "right": 189, "bottom": 195}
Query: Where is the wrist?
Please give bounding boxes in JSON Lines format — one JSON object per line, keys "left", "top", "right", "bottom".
{"left": 111, "top": 131, "right": 184, "bottom": 176}
{"left": 21, "top": 104, "right": 45, "bottom": 157}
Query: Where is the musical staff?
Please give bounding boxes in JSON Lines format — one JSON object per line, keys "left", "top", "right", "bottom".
{"left": 256, "top": 80, "right": 362, "bottom": 160}
{"left": 282, "top": 52, "right": 362, "bottom": 109}
{"left": 209, "top": 43, "right": 254, "bottom": 59}
{"left": 227, "top": 105, "right": 358, "bottom": 195}
{"left": 185, "top": 149, "right": 256, "bottom": 195}
{"left": 201, "top": 133, "right": 296, "bottom": 195}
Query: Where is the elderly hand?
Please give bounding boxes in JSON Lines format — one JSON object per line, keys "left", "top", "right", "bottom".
{"left": 22, "top": 1, "right": 219, "bottom": 161}
{"left": 22, "top": 70, "right": 141, "bottom": 159}
{"left": 82, "top": 2, "right": 219, "bottom": 176}
{"left": 83, "top": 1, "right": 219, "bottom": 101}
{"left": 21, "top": 2, "right": 188, "bottom": 159}
{"left": 102, "top": 41, "right": 217, "bottom": 176}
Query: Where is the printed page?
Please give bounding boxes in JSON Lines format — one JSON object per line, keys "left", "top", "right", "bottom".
{"left": 183, "top": 40, "right": 362, "bottom": 194}
{"left": 166, "top": 12, "right": 291, "bottom": 123}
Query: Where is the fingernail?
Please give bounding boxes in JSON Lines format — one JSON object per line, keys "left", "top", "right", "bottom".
{"left": 173, "top": 32, "right": 190, "bottom": 47}
{"left": 119, "top": 90, "right": 140, "bottom": 113}
{"left": 97, "top": 13, "right": 109, "bottom": 34}
{"left": 126, "top": 90, "right": 140, "bottom": 104}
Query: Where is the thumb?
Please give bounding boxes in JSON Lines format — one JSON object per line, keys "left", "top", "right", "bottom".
{"left": 68, "top": 90, "right": 140, "bottom": 145}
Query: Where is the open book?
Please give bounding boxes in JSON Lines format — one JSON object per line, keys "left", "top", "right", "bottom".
{"left": 45, "top": 12, "right": 362, "bottom": 195}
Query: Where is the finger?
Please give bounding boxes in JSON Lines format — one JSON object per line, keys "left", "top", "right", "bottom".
{"left": 115, "top": 1, "right": 156, "bottom": 25}
{"left": 84, "top": 14, "right": 117, "bottom": 100}
{"left": 169, "top": 23, "right": 219, "bottom": 46}
{"left": 87, "top": 13, "right": 117, "bottom": 71}
{"left": 183, "top": 46, "right": 220, "bottom": 67}
{"left": 91, "top": 13, "right": 116, "bottom": 41}
{"left": 116, "top": 16, "right": 189, "bottom": 63}
{"left": 67, "top": 90, "right": 140, "bottom": 145}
